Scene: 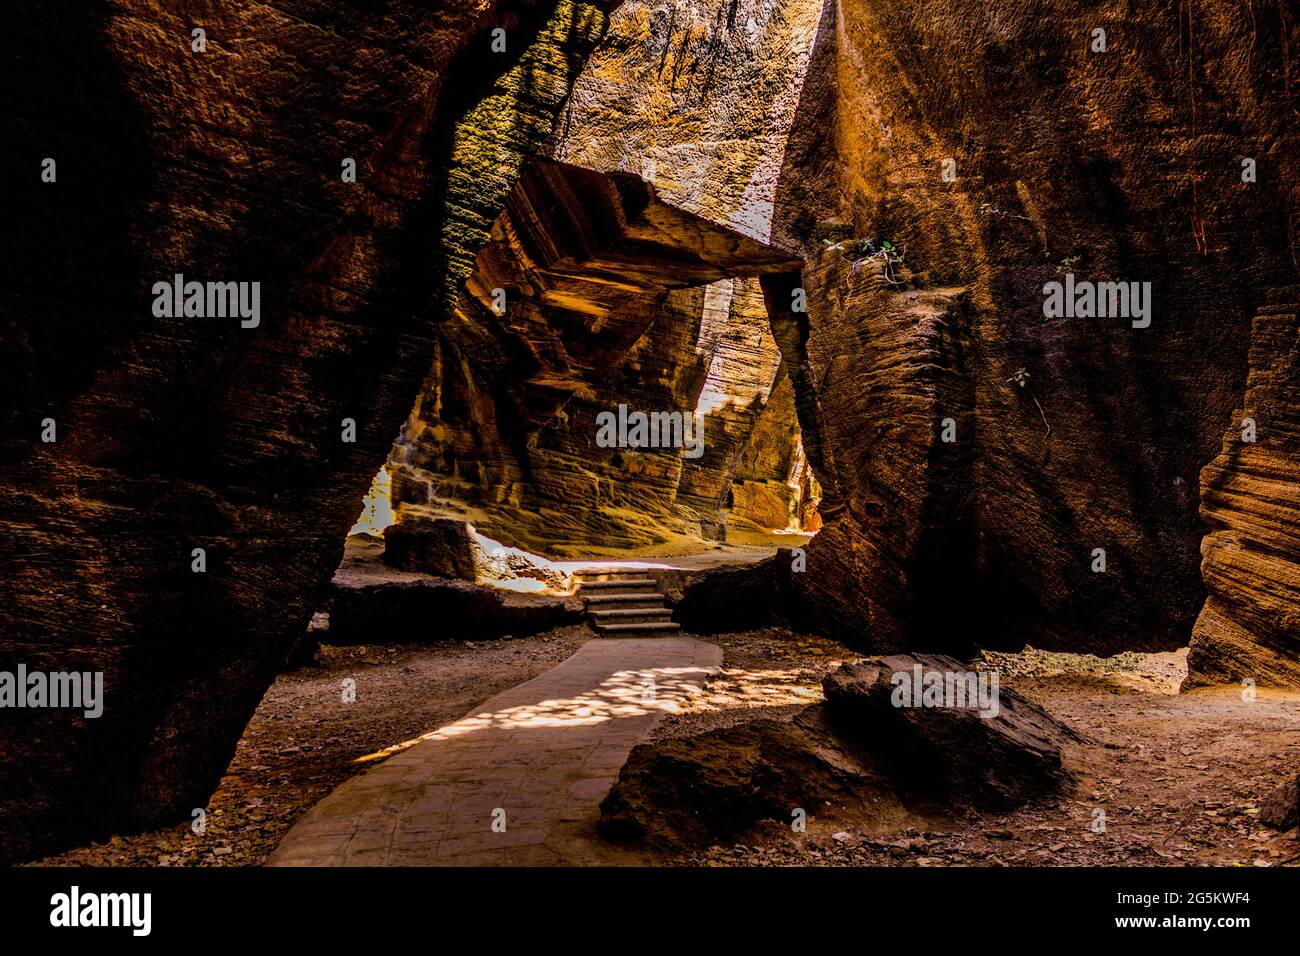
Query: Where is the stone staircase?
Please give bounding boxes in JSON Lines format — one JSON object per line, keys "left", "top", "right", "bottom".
{"left": 573, "top": 568, "right": 682, "bottom": 637}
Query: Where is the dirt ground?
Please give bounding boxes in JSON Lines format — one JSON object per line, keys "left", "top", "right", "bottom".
{"left": 662, "top": 636, "right": 1300, "bottom": 867}
{"left": 28, "top": 627, "right": 1300, "bottom": 867}
{"left": 30, "top": 626, "right": 592, "bottom": 867}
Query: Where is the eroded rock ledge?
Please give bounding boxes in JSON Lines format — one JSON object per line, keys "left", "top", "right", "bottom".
{"left": 1186, "top": 289, "right": 1300, "bottom": 688}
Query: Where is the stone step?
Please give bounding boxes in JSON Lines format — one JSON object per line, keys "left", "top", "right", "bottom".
{"left": 582, "top": 593, "right": 665, "bottom": 608}
{"left": 590, "top": 607, "right": 673, "bottom": 624}
{"left": 576, "top": 578, "right": 658, "bottom": 592}
{"left": 594, "top": 621, "right": 683, "bottom": 636}
{"left": 573, "top": 570, "right": 657, "bottom": 583}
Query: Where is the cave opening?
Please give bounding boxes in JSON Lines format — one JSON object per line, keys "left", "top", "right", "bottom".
{"left": 326, "top": 159, "right": 820, "bottom": 628}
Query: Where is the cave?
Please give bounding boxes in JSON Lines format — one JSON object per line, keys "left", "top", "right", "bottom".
{"left": 2, "top": 0, "right": 1299, "bottom": 904}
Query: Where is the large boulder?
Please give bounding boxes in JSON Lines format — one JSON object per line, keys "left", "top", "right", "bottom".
{"left": 822, "top": 655, "right": 1081, "bottom": 809}
{"left": 599, "top": 706, "right": 889, "bottom": 850}
{"left": 386, "top": 160, "right": 802, "bottom": 557}
{"left": 382, "top": 515, "right": 477, "bottom": 581}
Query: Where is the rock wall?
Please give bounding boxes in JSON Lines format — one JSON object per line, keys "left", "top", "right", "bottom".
{"left": 1186, "top": 289, "right": 1300, "bottom": 687}
{"left": 550, "top": 0, "right": 826, "bottom": 240}
{"left": 771, "top": 0, "right": 1300, "bottom": 658}
{"left": 0, "top": 0, "right": 611, "bottom": 862}
{"left": 788, "top": 258, "right": 979, "bottom": 653}
{"left": 383, "top": 0, "right": 827, "bottom": 556}
{"left": 386, "top": 159, "right": 801, "bottom": 555}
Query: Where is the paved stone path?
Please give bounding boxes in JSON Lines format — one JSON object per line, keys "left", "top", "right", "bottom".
{"left": 268, "top": 636, "right": 721, "bottom": 866}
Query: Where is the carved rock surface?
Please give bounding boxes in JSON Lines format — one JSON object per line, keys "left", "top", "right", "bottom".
{"left": 549, "top": 0, "right": 1300, "bottom": 661}
{"left": 1186, "top": 291, "right": 1300, "bottom": 687}
{"left": 0, "top": 0, "right": 610, "bottom": 862}
{"left": 551, "top": 0, "right": 826, "bottom": 241}
{"left": 767, "top": 1, "right": 1300, "bottom": 658}
{"left": 387, "top": 159, "right": 804, "bottom": 554}
{"left": 670, "top": 549, "right": 808, "bottom": 633}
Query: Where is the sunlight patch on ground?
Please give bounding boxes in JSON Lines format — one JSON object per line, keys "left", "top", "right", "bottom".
{"left": 352, "top": 665, "right": 711, "bottom": 763}
{"left": 677, "top": 665, "right": 827, "bottom": 714}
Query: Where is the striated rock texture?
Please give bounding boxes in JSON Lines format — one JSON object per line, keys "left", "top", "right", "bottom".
{"left": 1186, "top": 290, "right": 1300, "bottom": 687}
{"left": 786, "top": 260, "right": 979, "bottom": 653}
{"left": 550, "top": 0, "right": 826, "bottom": 241}
{"left": 545, "top": 0, "right": 1300, "bottom": 662}
{"left": 768, "top": 0, "right": 1300, "bottom": 659}
{"left": 383, "top": 0, "right": 831, "bottom": 557}
{"left": 0, "top": 0, "right": 612, "bottom": 862}
{"left": 386, "top": 159, "right": 802, "bottom": 555}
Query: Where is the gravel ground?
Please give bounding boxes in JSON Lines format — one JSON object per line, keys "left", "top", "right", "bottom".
{"left": 664, "top": 644, "right": 1300, "bottom": 867}
{"left": 27, "top": 630, "right": 1300, "bottom": 868}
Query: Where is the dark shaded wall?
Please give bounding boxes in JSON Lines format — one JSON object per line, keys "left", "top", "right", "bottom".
{"left": 770, "top": 0, "right": 1299, "bottom": 660}
{"left": 0, "top": 0, "right": 611, "bottom": 862}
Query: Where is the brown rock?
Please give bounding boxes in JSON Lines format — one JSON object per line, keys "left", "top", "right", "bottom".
{"left": 822, "top": 655, "right": 1080, "bottom": 809}
{"left": 326, "top": 578, "right": 582, "bottom": 645}
{"left": 0, "top": 0, "right": 611, "bottom": 863}
{"left": 1186, "top": 292, "right": 1300, "bottom": 688}
{"left": 1258, "top": 774, "right": 1299, "bottom": 832}
{"left": 387, "top": 160, "right": 803, "bottom": 556}
{"left": 599, "top": 706, "right": 889, "bottom": 849}
{"left": 383, "top": 514, "right": 477, "bottom": 581}
{"left": 765, "top": 0, "right": 1300, "bottom": 658}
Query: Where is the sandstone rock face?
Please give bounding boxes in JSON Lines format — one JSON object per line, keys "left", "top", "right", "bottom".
{"left": 1186, "top": 290, "right": 1300, "bottom": 688}
{"left": 386, "top": 158, "right": 803, "bottom": 555}
{"left": 788, "top": 262, "right": 979, "bottom": 653}
{"left": 769, "top": 1, "right": 1300, "bottom": 657}
{"left": 382, "top": 514, "right": 478, "bottom": 581}
{"left": 546, "top": 0, "right": 1300, "bottom": 660}
{"left": 0, "top": 0, "right": 611, "bottom": 862}
{"left": 822, "top": 655, "right": 1081, "bottom": 809}
{"left": 550, "top": 0, "right": 826, "bottom": 241}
